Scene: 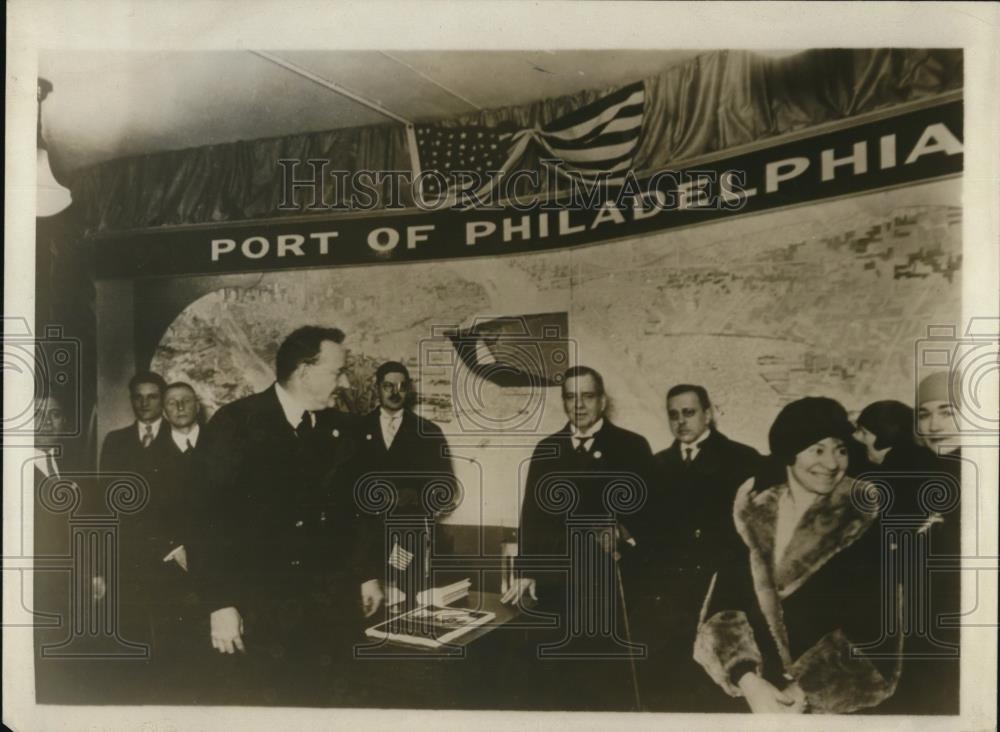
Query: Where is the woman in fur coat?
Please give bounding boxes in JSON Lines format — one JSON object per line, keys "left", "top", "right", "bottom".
{"left": 694, "top": 397, "right": 902, "bottom": 714}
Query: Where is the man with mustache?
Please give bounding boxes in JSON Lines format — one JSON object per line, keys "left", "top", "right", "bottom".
{"left": 350, "top": 361, "right": 457, "bottom": 607}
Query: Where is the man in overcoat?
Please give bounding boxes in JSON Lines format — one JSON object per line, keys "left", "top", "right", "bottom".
{"left": 503, "top": 365, "right": 653, "bottom": 710}
{"left": 197, "top": 325, "right": 382, "bottom": 705}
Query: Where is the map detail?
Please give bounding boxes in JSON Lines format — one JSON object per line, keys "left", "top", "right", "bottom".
{"left": 152, "top": 181, "right": 961, "bottom": 524}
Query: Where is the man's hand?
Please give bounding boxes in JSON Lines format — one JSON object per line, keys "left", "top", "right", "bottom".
{"left": 91, "top": 575, "right": 107, "bottom": 601}
{"left": 500, "top": 577, "right": 537, "bottom": 606}
{"left": 210, "top": 606, "right": 245, "bottom": 654}
{"left": 782, "top": 681, "right": 808, "bottom": 713}
{"left": 361, "top": 579, "right": 383, "bottom": 617}
{"left": 162, "top": 545, "right": 188, "bottom": 572}
{"left": 737, "top": 672, "right": 804, "bottom": 714}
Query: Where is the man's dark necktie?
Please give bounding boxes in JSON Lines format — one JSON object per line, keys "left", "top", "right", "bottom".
{"left": 683, "top": 446, "right": 693, "bottom": 464}
{"left": 575, "top": 437, "right": 589, "bottom": 455}
{"left": 296, "top": 410, "right": 313, "bottom": 439}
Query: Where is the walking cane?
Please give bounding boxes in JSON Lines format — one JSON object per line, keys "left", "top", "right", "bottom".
{"left": 614, "top": 534, "right": 643, "bottom": 711}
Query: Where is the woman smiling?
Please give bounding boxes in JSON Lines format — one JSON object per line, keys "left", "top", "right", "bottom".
{"left": 694, "top": 397, "right": 902, "bottom": 714}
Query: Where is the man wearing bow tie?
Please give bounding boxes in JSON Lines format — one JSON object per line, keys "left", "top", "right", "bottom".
{"left": 503, "top": 365, "right": 653, "bottom": 710}
{"left": 196, "top": 326, "right": 381, "bottom": 705}
{"left": 351, "top": 362, "right": 457, "bottom": 608}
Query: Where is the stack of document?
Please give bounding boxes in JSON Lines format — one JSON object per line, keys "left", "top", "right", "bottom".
{"left": 365, "top": 603, "right": 495, "bottom": 649}
{"left": 416, "top": 578, "right": 471, "bottom": 607}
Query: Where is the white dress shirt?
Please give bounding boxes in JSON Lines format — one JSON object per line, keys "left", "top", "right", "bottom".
{"left": 571, "top": 418, "right": 605, "bottom": 453}
{"left": 380, "top": 408, "right": 404, "bottom": 448}
{"left": 33, "top": 447, "right": 61, "bottom": 478}
{"left": 136, "top": 417, "right": 163, "bottom": 444}
{"left": 681, "top": 428, "right": 712, "bottom": 462}
{"left": 275, "top": 382, "right": 314, "bottom": 430}
{"left": 171, "top": 423, "right": 200, "bottom": 452}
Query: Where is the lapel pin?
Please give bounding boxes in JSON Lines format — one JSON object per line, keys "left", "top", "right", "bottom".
{"left": 593, "top": 451, "right": 602, "bottom": 459}
{"left": 366, "top": 433, "right": 373, "bottom": 440}
{"left": 331, "top": 429, "right": 340, "bottom": 438}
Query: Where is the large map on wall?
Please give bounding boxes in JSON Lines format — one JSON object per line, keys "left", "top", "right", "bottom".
{"left": 151, "top": 178, "right": 961, "bottom": 525}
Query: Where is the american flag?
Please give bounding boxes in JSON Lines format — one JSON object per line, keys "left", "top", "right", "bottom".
{"left": 533, "top": 80, "right": 645, "bottom": 184}
{"left": 413, "top": 124, "right": 516, "bottom": 198}
{"left": 388, "top": 541, "right": 415, "bottom": 571}
{"left": 413, "top": 80, "right": 645, "bottom": 202}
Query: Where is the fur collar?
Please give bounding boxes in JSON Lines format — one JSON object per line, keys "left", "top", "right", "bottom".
{"left": 735, "top": 474, "right": 877, "bottom": 598}
{"left": 732, "top": 474, "right": 878, "bottom": 669}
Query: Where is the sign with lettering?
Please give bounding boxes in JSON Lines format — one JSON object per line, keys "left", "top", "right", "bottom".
{"left": 94, "top": 98, "right": 962, "bottom": 279}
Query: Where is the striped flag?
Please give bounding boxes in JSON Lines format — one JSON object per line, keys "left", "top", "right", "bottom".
{"left": 388, "top": 541, "right": 415, "bottom": 571}
{"left": 533, "top": 80, "right": 645, "bottom": 185}
{"left": 413, "top": 80, "right": 645, "bottom": 202}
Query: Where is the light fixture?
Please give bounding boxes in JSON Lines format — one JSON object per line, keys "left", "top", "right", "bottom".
{"left": 37, "top": 77, "right": 73, "bottom": 217}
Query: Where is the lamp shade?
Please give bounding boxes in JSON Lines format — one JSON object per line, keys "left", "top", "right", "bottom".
{"left": 37, "top": 147, "right": 73, "bottom": 217}
{"left": 37, "top": 77, "right": 72, "bottom": 218}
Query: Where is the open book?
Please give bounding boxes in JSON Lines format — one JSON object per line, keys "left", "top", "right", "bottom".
{"left": 365, "top": 604, "right": 496, "bottom": 649}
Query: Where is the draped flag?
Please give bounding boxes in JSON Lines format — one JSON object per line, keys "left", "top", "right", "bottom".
{"left": 413, "top": 80, "right": 645, "bottom": 202}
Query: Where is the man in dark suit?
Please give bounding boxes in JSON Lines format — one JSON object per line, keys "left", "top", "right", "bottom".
{"left": 97, "top": 370, "right": 176, "bottom": 695}
{"left": 157, "top": 381, "right": 203, "bottom": 575}
{"left": 642, "top": 383, "right": 762, "bottom": 711}
{"left": 32, "top": 392, "right": 93, "bottom": 702}
{"left": 351, "top": 361, "right": 457, "bottom": 607}
{"left": 197, "top": 326, "right": 382, "bottom": 706}
{"left": 99, "top": 371, "right": 172, "bottom": 474}
{"left": 126, "top": 380, "right": 206, "bottom": 701}
{"left": 502, "top": 365, "right": 653, "bottom": 711}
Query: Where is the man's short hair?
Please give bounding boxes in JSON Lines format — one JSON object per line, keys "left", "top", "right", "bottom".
{"left": 164, "top": 381, "right": 197, "bottom": 396}
{"left": 375, "top": 361, "right": 410, "bottom": 385}
{"left": 275, "top": 326, "right": 346, "bottom": 384}
{"left": 128, "top": 371, "right": 167, "bottom": 395}
{"left": 666, "top": 384, "right": 711, "bottom": 410}
{"left": 562, "top": 365, "right": 605, "bottom": 396}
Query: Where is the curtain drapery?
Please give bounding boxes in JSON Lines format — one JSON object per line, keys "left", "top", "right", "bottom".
{"left": 67, "top": 48, "right": 962, "bottom": 234}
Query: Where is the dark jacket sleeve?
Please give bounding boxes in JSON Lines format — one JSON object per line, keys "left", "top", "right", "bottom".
{"left": 192, "top": 405, "right": 246, "bottom": 611}
{"left": 619, "top": 433, "right": 654, "bottom": 540}
{"left": 327, "top": 418, "right": 393, "bottom": 594}
{"left": 425, "top": 421, "right": 459, "bottom": 518}
{"left": 98, "top": 429, "right": 124, "bottom": 474}
{"left": 517, "top": 441, "right": 560, "bottom": 572}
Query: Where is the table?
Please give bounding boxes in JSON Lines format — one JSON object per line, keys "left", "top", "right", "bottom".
{"left": 347, "top": 591, "right": 523, "bottom": 708}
